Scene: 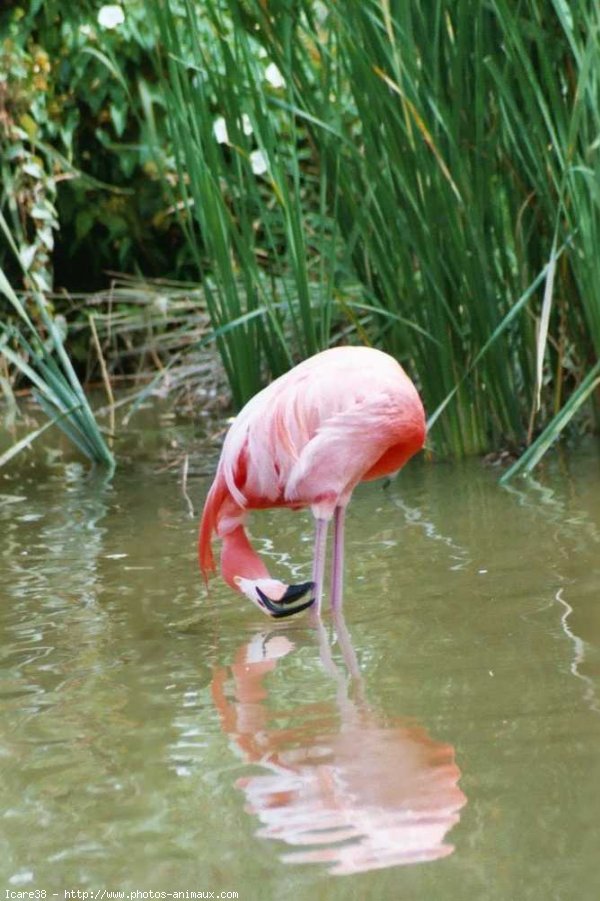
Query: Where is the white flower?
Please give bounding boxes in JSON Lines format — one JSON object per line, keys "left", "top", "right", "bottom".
{"left": 154, "top": 295, "right": 169, "bottom": 316}
{"left": 265, "top": 63, "right": 285, "bottom": 88}
{"left": 250, "top": 149, "right": 268, "bottom": 175}
{"left": 241, "top": 114, "right": 253, "bottom": 136}
{"left": 97, "top": 5, "right": 125, "bottom": 29}
{"left": 213, "top": 117, "right": 229, "bottom": 144}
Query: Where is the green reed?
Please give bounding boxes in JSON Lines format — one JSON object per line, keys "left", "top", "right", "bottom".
{"left": 0, "top": 212, "right": 115, "bottom": 470}
{"left": 150, "top": 0, "right": 344, "bottom": 407}
{"left": 150, "top": 0, "right": 599, "bottom": 469}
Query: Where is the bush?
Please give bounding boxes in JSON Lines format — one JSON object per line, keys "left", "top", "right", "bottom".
{"left": 0, "top": 0, "right": 191, "bottom": 292}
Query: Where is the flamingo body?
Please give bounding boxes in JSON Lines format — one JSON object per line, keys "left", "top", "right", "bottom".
{"left": 199, "top": 346, "right": 425, "bottom": 616}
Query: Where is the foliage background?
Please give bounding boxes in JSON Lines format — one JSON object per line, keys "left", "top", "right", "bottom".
{"left": 0, "top": 0, "right": 191, "bottom": 290}
{"left": 1, "top": 0, "right": 599, "bottom": 472}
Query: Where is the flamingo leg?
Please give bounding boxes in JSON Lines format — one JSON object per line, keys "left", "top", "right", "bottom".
{"left": 311, "top": 517, "right": 329, "bottom": 615}
{"left": 330, "top": 505, "right": 346, "bottom": 611}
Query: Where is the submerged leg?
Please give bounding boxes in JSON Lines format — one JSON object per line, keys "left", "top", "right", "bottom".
{"left": 312, "top": 517, "right": 329, "bottom": 616}
{"left": 330, "top": 505, "right": 346, "bottom": 611}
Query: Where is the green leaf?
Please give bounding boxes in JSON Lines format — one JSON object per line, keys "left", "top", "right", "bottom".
{"left": 500, "top": 361, "right": 600, "bottom": 484}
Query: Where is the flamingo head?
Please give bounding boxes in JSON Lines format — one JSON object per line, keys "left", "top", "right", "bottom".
{"left": 234, "top": 577, "right": 315, "bottom": 618}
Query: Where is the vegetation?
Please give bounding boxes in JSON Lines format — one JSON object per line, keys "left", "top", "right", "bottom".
{"left": 0, "top": 211, "right": 115, "bottom": 468}
{"left": 0, "top": 0, "right": 188, "bottom": 289}
{"left": 1, "top": 0, "right": 599, "bottom": 476}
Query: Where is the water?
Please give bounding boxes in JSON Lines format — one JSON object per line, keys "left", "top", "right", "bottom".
{"left": 0, "top": 409, "right": 598, "bottom": 899}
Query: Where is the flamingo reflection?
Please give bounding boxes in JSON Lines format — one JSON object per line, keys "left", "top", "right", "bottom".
{"left": 211, "top": 615, "right": 466, "bottom": 875}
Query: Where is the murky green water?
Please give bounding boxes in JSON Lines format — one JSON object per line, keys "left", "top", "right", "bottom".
{"left": 1, "top": 409, "right": 599, "bottom": 899}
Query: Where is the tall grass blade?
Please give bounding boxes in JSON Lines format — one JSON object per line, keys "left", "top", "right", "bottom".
{"left": 501, "top": 361, "right": 600, "bottom": 484}
{"left": 0, "top": 209, "right": 115, "bottom": 470}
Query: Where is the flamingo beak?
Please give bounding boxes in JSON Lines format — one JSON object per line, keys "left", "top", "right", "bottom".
{"left": 256, "top": 581, "right": 315, "bottom": 618}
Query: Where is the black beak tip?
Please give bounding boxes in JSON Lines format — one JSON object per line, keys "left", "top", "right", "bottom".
{"left": 281, "top": 581, "right": 314, "bottom": 603}
{"left": 256, "top": 582, "right": 315, "bottom": 618}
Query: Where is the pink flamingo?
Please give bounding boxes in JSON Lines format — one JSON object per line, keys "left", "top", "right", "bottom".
{"left": 199, "top": 346, "right": 425, "bottom": 617}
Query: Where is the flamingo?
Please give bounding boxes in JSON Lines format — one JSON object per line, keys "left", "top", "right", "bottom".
{"left": 198, "top": 346, "right": 426, "bottom": 617}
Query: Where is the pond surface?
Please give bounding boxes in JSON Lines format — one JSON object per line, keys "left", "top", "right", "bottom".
{"left": 0, "top": 408, "right": 599, "bottom": 899}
